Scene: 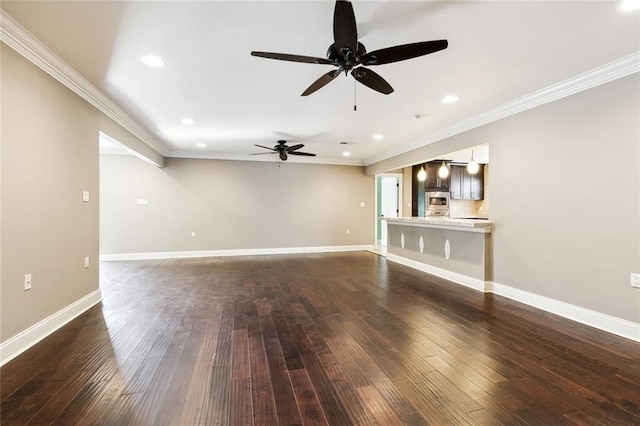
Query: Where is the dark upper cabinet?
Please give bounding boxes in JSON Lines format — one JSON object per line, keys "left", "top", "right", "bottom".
{"left": 449, "top": 166, "right": 464, "bottom": 199}
{"left": 450, "top": 164, "right": 484, "bottom": 200}
{"left": 469, "top": 166, "right": 484, "bottom": 200}
{"left": 424, "top": 161, "right": 449, "bottom": 191}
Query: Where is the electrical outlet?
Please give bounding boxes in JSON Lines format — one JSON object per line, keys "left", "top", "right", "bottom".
{"left": 631, "top": 273, "right": 640, "bottom": 289}
{"left": 191, "top": 232, "right": 196, "bottom": 238}
{"left": 24, "top": 274, "right": 32, "bottom": 291}
{"left": 346, "top": 229, "right": 351, "bottom": 235}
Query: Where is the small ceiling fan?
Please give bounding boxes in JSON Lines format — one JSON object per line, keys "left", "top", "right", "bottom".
{"left": 251, "top": 0, "right": 448, "bottom": 96}
{"left": 250, "top": 140, "right": 317, "bottom": 161}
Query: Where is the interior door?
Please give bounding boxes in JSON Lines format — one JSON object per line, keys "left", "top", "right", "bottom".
{"left": 379, "top": 176, "right": 399, "bottom": 246}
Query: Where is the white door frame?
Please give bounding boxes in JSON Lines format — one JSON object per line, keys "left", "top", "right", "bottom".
{"left": 374, "top": 173, "right": 403, "bottom": 249}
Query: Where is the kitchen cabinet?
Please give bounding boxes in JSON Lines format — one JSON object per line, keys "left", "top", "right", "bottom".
{"left": 425, "top": 161, "right": 449, "bottom": 191}
{"left": 450, "top": 164, "right": 484, "bottom": 200}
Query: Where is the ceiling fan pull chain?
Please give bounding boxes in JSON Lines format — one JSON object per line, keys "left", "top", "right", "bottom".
{"left": 354, "top": 78, "right": 357, "bottom": 111}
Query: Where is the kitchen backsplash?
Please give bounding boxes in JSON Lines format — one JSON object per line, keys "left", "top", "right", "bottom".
{"left": 450, "top": 199, "right": 483, "bottom": 217}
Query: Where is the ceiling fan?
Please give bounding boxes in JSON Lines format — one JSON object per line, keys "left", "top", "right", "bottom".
{"left": 250, "top": 140, "right": 317, "bottom": 161}
{"left": 251, "top": 0, "right": 448, "bottom": 96}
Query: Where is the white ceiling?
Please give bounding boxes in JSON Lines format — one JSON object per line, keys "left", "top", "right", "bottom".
{"left": 2, "top": 1, "right": 639, "bottom": 166}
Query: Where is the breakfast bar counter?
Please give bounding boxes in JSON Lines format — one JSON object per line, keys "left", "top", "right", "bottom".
{"left": 384, "top": 217, "right": 493, "bottom": 231}
{"left": 382, "top": 217, "right": 494, "bottom": 292}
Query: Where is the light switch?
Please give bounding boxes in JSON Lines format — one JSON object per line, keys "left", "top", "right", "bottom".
{"left": 82, "top": 191, "right": 90, "bottom": 203}
{"left": 24, "top": 274, "right": 32, "bottom": 291}
{"left": 360, "top": 202, "right": 365, "bottom": 207}
{"left": 84, "top": 256, "right": 90, "bottom": 269}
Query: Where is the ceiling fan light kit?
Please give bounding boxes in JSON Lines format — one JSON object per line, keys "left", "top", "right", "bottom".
{"left": 251, "top": 0, "right": 448, "bottom": 98}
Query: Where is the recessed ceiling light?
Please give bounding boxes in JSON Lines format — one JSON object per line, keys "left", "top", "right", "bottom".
{"left": 342, "top": 151, "right": 351, "bottom": 156}
{"left": 620, "top": 0, "right": 640, "bottom": 11}
{"left": 196, "top": 143, "right": 207, "bottom": 148}
{"left": 140, "top": 55, "right": 164, "bottom": 68}
{"left": 181, "top": 118, "right": 195, "bottom": 125}
{"left": 442, "top": 95, "right": 459, "bottom": 104}
{"left": 373, "top": 134, "right": 384, "bottom": 140}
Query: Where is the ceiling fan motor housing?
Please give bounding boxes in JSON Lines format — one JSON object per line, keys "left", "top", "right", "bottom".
{"left": 326, "top": 42, "right": 368, "bottom": 70}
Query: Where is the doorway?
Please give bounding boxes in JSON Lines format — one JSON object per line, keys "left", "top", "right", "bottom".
{"left": 375, "top": 173, "right": 402, "bottom": 248}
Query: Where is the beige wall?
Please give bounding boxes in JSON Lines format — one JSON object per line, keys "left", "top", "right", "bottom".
{"left": 100, "top": 156, "right": 375, "bottom": 254}
{"left": 368, "top": 74, "right": 640, "bottom": 323}
{"left": 489, "top": 75, "right": 639, "bottom": 323}
{"left": 1, "top": 45, "right": 100, "bottom": 342}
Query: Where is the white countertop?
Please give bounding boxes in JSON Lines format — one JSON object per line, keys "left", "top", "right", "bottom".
{"left": 383, "top": 217, "right": 493, "bottom": 232}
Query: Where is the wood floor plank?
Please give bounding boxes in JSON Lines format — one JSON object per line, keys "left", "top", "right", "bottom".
{"left": 271, "top": 309, "right": 305, "bottom": 371}
{"left": 1, "top": 252, "right": 638, "bottom": 425}
{"left": 372, "top": 379, "right": 429, "bottom": 426}
{"left": 152, "top": 319, "right": 209, "bottom": 425}
{"left": 202, "top": 364, "right": 231, "bottom": 425}
{"left": 290, "top": 323, "right": 353, "bottom": 425}
{"left": 357, "top": 385, "right": 404, "bottom": 426}
{"left": 229, "top": 377, "right": 253, "bottom": 426}
{"left": 259, "top": 309, "right": 303, "bottom": 425}
{"left": 289, "top": 368, "right": 329, "bottom": 426}
{"left": 178, "top": 314, "right": 224, "bottom": 425}
{"left": 231, "top": 329, "right": 250, "bottom": 379}
{"left": 129, "top": 319, "right": 193, "bottom": 424}
{"left": 248, "top": 334, "right": 278, "bottom": 426}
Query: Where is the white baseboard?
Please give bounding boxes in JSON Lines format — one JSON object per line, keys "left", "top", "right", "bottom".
{"left": 385, "top": 253, "right": 639, "bottom": 343}
{"left": 100, "top": 245, "right": 376, "bottom": 261}
{"left": 491, "top": 281, "right": 640, "bottom": 343}
{"left": 386, "top": 253, "right": 487, "bottom": 292}
{"left": 0, "top": 289, "right": 102, "bottom": 366}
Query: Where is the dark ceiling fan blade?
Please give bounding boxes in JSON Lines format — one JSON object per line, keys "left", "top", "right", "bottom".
{"left": 360, "top": 40, "right": 448, "bottom": 66}
{"left": 351, "top": 67, "right": 394, "bottom": 95}
{"left": 301, "top": 69, "right": 341, "bottom": 96}
{"left": 288, "top": 151, "right": 317, "bottom": 157}
{"left": 287, "top": 144, "right": 304, "bottom": 152}
{"left": 279, "top": 152, "right": 288, "bottom": 161}
{"left": 333, "top": 0, "right": 358, "bottom": 58}
{"left": 251, "top": 51, "right": 335, "bottom": 65}
{"left": 254, "top": 144, "right": 277, "bottom": 151}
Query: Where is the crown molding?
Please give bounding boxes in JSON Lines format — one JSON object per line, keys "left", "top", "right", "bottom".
{"left": 364, "top": 51, "right": 640, "bottom": 166}
{"left": 0, "top": 10, "right": 170, "bottom": 157}
{"left": 168, "top": 151, "right": 365, "bottom": 167}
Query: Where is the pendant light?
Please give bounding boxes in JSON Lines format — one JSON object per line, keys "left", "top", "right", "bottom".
{"left": 417, "top": 164, "right": 427, "bottom": 181}
{"left": 438, "top": 160, "right": 449, "bottom": 178}
{"left": 467, "top": 150, "right": 480, "bottom": 174}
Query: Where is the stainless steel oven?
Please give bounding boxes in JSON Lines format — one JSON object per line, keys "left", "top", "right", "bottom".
{"left": 425, "top": 191, "right": 450, "bottom": 217}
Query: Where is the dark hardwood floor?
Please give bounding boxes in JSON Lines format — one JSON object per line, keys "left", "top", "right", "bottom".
{"left": 2, "top": 251, "right": 639, "bottom": 425}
